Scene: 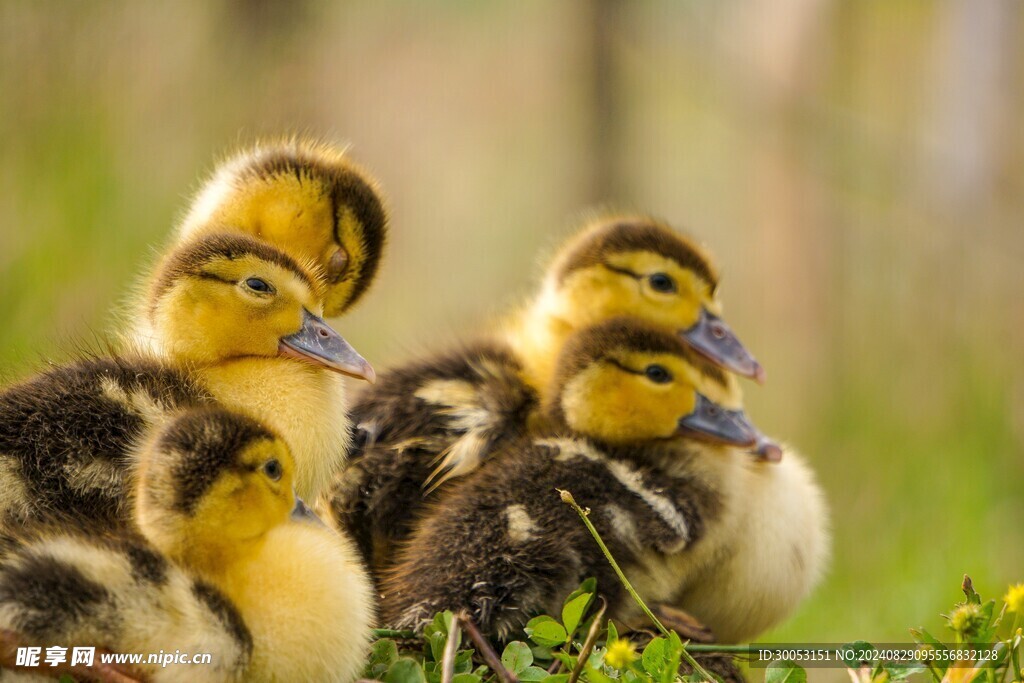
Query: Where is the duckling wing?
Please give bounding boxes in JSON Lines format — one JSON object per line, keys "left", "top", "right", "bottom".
{"left": 326, "top": 341, "right": 537, "bottom": 572}
{"left": 0, "top": 356, "right": 210, "bottom": 527}
{"left": 379, "top": 437, "right": 719, "bottom": 639}
{"left": 0, "top": 531, "right": 250, "bottom": 682}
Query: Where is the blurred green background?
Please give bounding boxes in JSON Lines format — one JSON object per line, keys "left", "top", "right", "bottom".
{"left": 1, "top": 1, "right": 1021, "bottom": 676}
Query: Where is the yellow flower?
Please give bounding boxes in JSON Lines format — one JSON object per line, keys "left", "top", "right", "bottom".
{"left": 605, "top": 640, "right": 638, "bottom": 669}
{"left": 1004, "top": 583, "right": 1024, "bottom": 614}
{"left": 947, "top": 603, "right": 984, "bottom": 637}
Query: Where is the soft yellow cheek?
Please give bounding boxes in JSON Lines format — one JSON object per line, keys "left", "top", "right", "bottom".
{"left": 560, "top": 271, "right": 637, "bottom": 325}
{"left": 562, "top": 370, "right": 680, "bottom": 443}
{"left": 206, "top": 485, "right": 290, "bottom": 539}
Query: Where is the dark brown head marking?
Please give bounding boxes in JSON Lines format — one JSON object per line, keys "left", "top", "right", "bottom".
{"left": 556, "top": 218, "right": 718, "bottom": 291}
{"left": 150, "top": 233, "right": 316, "bottom": 316}
{"left": 158, "top": 407, "right": 278, "bottom": 515}
{"left": 550, "top": 317, "right": 727, "bottom": 401}
{"left": 240, "top": 144, "right": 388, "bottom": 310}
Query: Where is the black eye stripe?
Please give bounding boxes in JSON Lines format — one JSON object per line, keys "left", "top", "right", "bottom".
{"left": 600, "top": 263, "right": 642, "bottom": 279}
{"left": 605, "top": 359, "right": 672, "bottom": 383}
{"left": 599, "top": 263, "right": 678, "bottom": 294}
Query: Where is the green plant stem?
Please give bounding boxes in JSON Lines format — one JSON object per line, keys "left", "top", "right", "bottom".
{"left": 684, "top": 645, "right": 753, "bottom": 653}
{"left": 371, "top": 628, "right": 419, "bottom": 639}
{"left": 568, "top": 598, "right": 607, "bottom": 683}
{"left": 441, "top": 616, "right": 460, "bottom": 683}
{"left": 1010, "top": 622, "right": 1023, "bottom": 683}
{"left": 558, "top": 489, "right": 715, "bottom": 683}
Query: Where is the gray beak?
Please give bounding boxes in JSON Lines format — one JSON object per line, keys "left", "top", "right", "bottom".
{"left": 677, "top": 393, "right": 760, "bottom": 448}
{"left": 290, "top": 496, "right": 327, "bottom": 527}
{"left": 680, "top": 309, "right": 765, "bottom": 383}
{"left": 279, "top": 309, "right": 376, "bottom": 383}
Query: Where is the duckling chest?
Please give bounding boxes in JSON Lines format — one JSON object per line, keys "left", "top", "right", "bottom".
{"left": 199, "top": 360, "right": 352, "bottom": 499}
{"left": 222, "top": 524, "right": 374, "bottom": 682}
{"left": 623, "top": 453, "right": 746, "bottom": 606}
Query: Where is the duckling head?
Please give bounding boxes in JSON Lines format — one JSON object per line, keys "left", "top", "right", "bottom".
{"left": 179, "top": 139, "right": 388, "bottom": 317}
{"left": 146, "top": 232, "right": 375, "bottom": 382}
{"left": 538, "top": 216, "right": 764, "bottom": 382}
{"left": 546, "top": 317, "right": 767, "bottom": 450}
{"left": 134, "top": 406, "right": 303, "bottom": 570}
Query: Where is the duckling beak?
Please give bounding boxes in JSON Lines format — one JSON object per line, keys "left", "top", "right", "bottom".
{"left": 290, "top": 496, "right": 327, "bottom": 527}
{"left": 753, "top": 435, "right": 784, "bottom": 463}
{"left": 680, "top": 309, "right": 765, "bottom": 383}
{"left": 279, "top": 309, "right": 376, "bottom": 383}
{"left": 677, "top": 393, "right": 759, "bottom": 447}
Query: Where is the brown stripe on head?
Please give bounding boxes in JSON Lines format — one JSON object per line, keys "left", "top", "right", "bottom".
{"left": 554, "top": 217, "right": 718, "bottom": 291}
{"left": 549, "top": 317, "right": 728, "bottom": 402}
{"left": 155, "top": 407, "right": 278, "bottom": 515}
{"left": 149, "top": 232, "right": 316, "bottom": 315}
{"left": 236, "top": 141, "right": 388, "bottom": 311}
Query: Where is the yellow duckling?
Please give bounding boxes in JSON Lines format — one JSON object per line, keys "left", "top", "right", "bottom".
{"left": 0, "top": 406, "right": 373, "bottom": 682}
{"left": 329, "top": 215, "right": 765, "bottom": 571}
{"left": 505, "top": 213, "right": 764, "bottom": 393}
{"left": 0, "top": 233, "right": 372, "bottom": 527}
{"left": 379, "top": 318, "right": 803, "bottom": 640}
{"left": 176, "top": 138, "right": 388, "bottom": 317}
{"left": 142, "top": 232, "right": 375, "bottom": 499}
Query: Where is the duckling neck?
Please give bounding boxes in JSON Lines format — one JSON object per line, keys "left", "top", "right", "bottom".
{"left": 177, "top": 534, "right": 268, "bottom": 583}
{"left": 195, "top": 357, "right": 352, "bottom": 500}
{"left": 503, "top": 295, "right": 574, "bottom": 392}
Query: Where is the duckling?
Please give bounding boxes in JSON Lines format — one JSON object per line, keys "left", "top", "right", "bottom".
{"left": 504, "top": 214, "right": 764, "bottom": 391}
{"left": 0, "top": 406, "right": 374, "bottom": 682}
{"left": 327, "top": 215, "right": 761, "bottom": 570}
{"left": 143, "top": 231, "right": 374, "bottom": 499}
{"left": 0, "top": 232, "right": 373, "bottom": 526}
{"left": 379, "top": 318, "right": 789, "bottom": 639}
{"left": 176, "top": 138, "right": 388, "bottom": 317}
{"left": 0, "top": 528, "right": 251, "bottom": 682}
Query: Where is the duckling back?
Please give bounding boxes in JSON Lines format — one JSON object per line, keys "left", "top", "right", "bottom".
{"left": 0, "top": 355, "right": 209, "bottom": 527}
{"left": 0, "top": 530, "right": 250, "bottom": 682}
{"left": 327, "top": 340, "right": 537, "bottom": 572}
{"left": 380, "top": 434, "right": 719, "bottom": 638}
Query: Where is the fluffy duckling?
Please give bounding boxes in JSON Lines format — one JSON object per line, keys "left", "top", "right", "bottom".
{"left": 143, "top": 232, "right": 374, "bottom": 499}
{"left": 0, "top": 407, "right": 373, "bottom": 682}
{"left": 504, "top": 214, "right": 764, "bottom": 390}
{"left": 379, "top": 318, "right": 789, "bottom": 639}
{"left": 0, "top": 233, "right": 373, "bottom": 526}
{"left": 176, "top": 138, "right": 388, "bottom": 317}
{"left": 327, "top": 216, "right": 762, "bottom": 570}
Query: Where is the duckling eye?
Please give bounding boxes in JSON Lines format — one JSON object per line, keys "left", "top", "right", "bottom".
{"left": 644, "top": 364, "right": 672, "bottom": 384}
{"left": 262, "top": 459, "right": 283, "bottom": 481}
{"left": 648, "top": 273, "right": 677, "bottom": 293}
{"left": 244, "top": 277, "right": 274, "bottom": 294}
